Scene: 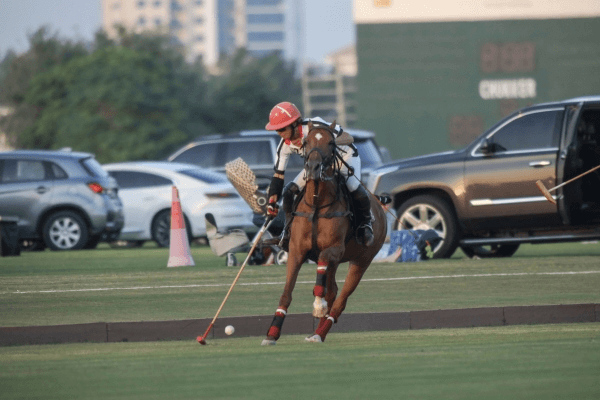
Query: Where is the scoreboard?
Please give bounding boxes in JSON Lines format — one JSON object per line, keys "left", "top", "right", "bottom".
{"left": 354, "top": 0, "right": 600, "bottom": 159}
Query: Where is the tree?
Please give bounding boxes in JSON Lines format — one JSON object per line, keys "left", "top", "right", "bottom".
{"left": 0, "top": 27, "right": 88, "bottom": 148}
{"left": 23, "top": 46, "right": 194, "bottom": 162}
{"left": 205, "top": 49, "right": 302, "bottom": 133}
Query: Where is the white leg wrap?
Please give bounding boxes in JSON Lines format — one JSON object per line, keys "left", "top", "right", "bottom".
{"left": 305, "top": 334, "right": 323, "bottom": 343}
{"left": 312, "top": 296, "right": 328, "bottom": 318}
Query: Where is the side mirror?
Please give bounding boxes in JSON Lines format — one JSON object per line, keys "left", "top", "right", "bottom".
{"left": 479, "top": 139, "right": 496, "bottom": 155}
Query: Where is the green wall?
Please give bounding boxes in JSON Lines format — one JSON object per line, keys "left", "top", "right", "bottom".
{"left": 356, "top": 18, "right": 600, "bottom": 160}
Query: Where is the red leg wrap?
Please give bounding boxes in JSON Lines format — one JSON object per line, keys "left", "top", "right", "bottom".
{"left": 315, "top": 318, "right": 333, "bottom": 339}
{"left": 267, "top": 326, "right": 281, "bottom": 339}
{"left": 313, "top": 285, "right": 325, "bottom": 297}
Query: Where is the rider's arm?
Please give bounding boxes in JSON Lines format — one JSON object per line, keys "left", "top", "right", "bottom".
{"left": 267, "top": 139, "right": 292, "bottom": 213}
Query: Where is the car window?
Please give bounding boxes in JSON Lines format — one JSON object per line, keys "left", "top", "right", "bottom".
{"left": 223, "top": 140, "right": 273, "bottom": 166}
{"left": 50, "top": 163, "right": 68, "bottom": 179}
{"left": 488, "top": 110, "right": 563, "bottom": 152}
{"left": 355, "top": 140, "right": 383, "bottom": 168}
{"left": 172, "top": 143, "right": 221, "bottom": 168}
{"left": 0, "top": 159, "right": 46, "bottom": 182}
{"left": 179, "top": 168, "right": 228, "bottom": 184}
{"left": 81, "top": 157, "right": 109, "bottom": 177}
{"left": 109, "top": 171, "right": 173, "bottom": 189}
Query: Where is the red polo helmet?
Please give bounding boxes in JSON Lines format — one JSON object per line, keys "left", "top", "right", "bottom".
{"left": 265, "top": 102, "right": 302, "bottom": 130}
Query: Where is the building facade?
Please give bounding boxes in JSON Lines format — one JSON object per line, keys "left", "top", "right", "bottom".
{"left": 354, "top": 0, "right": 600, "bottom": 159}
{"left": 102, "top": 0, "right": 298, "bottom": 66}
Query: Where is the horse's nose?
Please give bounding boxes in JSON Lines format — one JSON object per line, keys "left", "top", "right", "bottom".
{"left": 305, "top": 159, "right": 321, "bottom": 181}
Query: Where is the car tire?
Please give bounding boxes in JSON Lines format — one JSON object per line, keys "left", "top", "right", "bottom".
{"left": 275, "top": 249, "right": 288, "bottom": 265}
{"left": 43, "top": 211, "right": 89, "bottom": 251}
{"left": 151, "top": 210, "right": 192, "bottom": 248}
{"left": 395, "top": 195, "right": 459, "bottom": 259}
{"left": 460, "top": 244, "right": 520, "bottom": 258}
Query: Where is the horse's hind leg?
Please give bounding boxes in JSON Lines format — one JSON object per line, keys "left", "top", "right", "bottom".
{"left": 261, "top": 252, "right": 304, "bottom": 346}
{"left": 307, "top": 261, "right": 367, "bottom": 342}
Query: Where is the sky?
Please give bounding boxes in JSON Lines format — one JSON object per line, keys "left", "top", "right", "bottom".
{"left": 0, "top": 0, "right": 355, "bottom": 64}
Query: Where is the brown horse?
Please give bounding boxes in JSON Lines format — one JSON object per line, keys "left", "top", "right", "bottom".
{"left": 261, "top": 121, "right": 387, "bottom": 345}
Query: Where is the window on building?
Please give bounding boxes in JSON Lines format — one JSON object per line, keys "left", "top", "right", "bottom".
{"left": 194, "top": 0, "right": 203, "bottom": 5}
{"left": 195, "top": 35, "right": 204, "bottom": 42}
{"left": 171, "top": 1, "right": 182, "bottom": 11}
{"left": 112, "top": 2, "right": 121, "bottom": 9}
{"left": 247, "top": 14, "right": 284, "bottom": 24}
{"left": 247, "top": 32, "right": 284, "bottom": 42}
{"left": 138, "top": 17, "right": 146, "bottom": 26}
{"left": 137, "top": 0, "right": 145, "bottom": 7}
{"left": 153, "top": 0, "right": 161, "bottom": 7}
{"left": 247, "top": 0, "right": 281, "bottom": 5}
{"left": 195, "top": 17, "right": 204, "bottom": 24}
{"left": 154, "top": 18, "right": 162, "bottom": 26}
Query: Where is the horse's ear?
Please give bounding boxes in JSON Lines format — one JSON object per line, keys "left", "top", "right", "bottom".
{"left": 329, "top": 120, "right": 336, "bottom": 130}
{"left": 308, "top": 121, "right": 314, "bottom": 131}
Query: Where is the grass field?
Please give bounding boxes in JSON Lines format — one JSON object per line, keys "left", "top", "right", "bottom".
{"left": 1, "top": 324, "right": 599, "bottom": 399}
{"left": 1, "top": 242, "right": 599, "bottom": 399}
{"left": 1, "top": 242, "right": 599, "bottom": 327}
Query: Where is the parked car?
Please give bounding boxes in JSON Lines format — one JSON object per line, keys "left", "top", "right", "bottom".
{"left": 166, "top": 129, "right": 386, "bottom": 189}
{"left": 367, "top": 96, "right": 600, "bottom": 259}
{"left": 0, "top": 150, "right": 124, "bottom": 251}
{"left": 102, "top": 161, "right": 256, "bottom": 247}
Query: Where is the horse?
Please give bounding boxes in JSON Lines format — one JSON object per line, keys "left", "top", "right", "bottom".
{"left": 261, "top": 121, "right": 388, "bottom": 345}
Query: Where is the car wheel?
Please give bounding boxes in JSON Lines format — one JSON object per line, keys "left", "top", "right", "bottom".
{"left": 460, "top": 244, "right": 520, "bottom": 258}
{"left": 43, "top": 211, "right": 89, "bottom": 251}
{"left": 275, "top": 249, "right": 288, "bottom": 265}
{"left": 395, "top": 195, "right": 458, "bottom": 259}
{"left": 151, "top": 210, "right": 192, "bottom": 248}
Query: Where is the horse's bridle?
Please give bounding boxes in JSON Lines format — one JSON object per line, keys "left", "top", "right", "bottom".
{"left": 304, "top": 125, "right": 337, "bottom": 182}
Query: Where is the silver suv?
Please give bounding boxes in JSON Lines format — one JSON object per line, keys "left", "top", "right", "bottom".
{"left": 0, "top": 150, "right": 124, "bottom": 250}
{"left": 167, "top": 129, "right": 387, "bottom": 189}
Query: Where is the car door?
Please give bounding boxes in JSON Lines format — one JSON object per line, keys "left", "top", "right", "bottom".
{"left": 463, "top": 108, "right": 564, "bottom": 230}
{"left": 108, "top": 171, "right": 173, "bottom": 239}
{"left": 0, "top": 158, "right": 54, "bottom": 238}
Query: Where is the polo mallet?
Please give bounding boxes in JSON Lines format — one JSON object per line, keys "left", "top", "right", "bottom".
{"left": 197, "top": 215, "right": 274, "bottom": 345}
{"left": 536, "top": 163, "right": 600, "bottom": 204}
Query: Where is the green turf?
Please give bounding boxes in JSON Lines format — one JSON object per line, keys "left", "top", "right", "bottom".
{"left": 1, "top": 324, "right": 598, "bottom": 400}
{"left": 1, "top": 242, "right": 599, "bottom": 327}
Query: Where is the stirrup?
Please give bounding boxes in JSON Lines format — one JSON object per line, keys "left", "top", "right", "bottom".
{"left": 278, "top": 232, "right": 290, "bottom": 252}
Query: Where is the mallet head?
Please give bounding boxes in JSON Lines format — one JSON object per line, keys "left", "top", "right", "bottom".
{"left": 535, "top": 180, "right": 556, "bottom": 204}
{"left": 197, "top": 336, "right": 207, "bottom": 345}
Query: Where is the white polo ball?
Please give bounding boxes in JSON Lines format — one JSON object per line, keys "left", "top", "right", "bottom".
{"left": 225, "top": 325, "right": 235, "bottom": 335}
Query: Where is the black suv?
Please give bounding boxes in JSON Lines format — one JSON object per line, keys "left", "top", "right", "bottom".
{"left": 367, "top": 96, "right": 600, "bottom": 258}
{"left": 0, "top": 150, "right": 124, "bottom": 250}
{"left": 167, "top": 129, "right": 386, "bottom": 189}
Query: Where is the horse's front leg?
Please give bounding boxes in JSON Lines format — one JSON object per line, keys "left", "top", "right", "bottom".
{"left": 261, "top": 251, "right": 304, "bottom": 346}
{"left": 305, "top": 245, "right": 344, "bottom": 343}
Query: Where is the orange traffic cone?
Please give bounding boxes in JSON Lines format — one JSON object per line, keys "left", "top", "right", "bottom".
{"left": 167, "top": 186, "right": 195, "bottom": 267}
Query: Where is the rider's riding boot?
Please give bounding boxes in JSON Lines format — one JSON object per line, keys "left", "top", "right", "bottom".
{"left": 351, "top": 185, "right": 375, "bottom": 247}
{"left": 278, "top": 182, "right": 300, "bottom": 252}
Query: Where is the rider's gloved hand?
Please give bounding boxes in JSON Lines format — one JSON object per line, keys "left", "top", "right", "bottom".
{"left": 267, "top": 195, "right": 279, "bottom": 218}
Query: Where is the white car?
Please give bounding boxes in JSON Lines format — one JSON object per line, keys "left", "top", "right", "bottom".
{"left": 102, "top": 161, "right": 256, "bottom": 247}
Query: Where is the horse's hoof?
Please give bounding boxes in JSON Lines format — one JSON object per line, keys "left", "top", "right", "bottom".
{"left": 261, "top": 339, "right": 277, "bottom": 346}
{"left": 305, "top": 334, "right": 323, "bottom": 343}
